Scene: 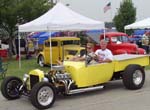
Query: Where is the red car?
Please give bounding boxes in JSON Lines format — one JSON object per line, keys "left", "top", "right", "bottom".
{"left": 94, "top": 32, "right": 145, "bottom": 55}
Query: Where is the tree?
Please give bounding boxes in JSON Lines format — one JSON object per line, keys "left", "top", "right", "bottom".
{"left": 113, "top": 0, "right": 136, "bottom": 34}
{"left": 0, "top": 0, "right": 52, "bottom": 57}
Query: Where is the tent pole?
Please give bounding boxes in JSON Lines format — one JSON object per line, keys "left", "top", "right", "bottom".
{"left": 104, "top": 27, "right": 106, "bottom": 40}
{"left": 50, "top": 32, "right": 52, "bottom": 69}
{"left": 48, "top": 28, "right": 52, "bottom": 69}
{"left": 18, "top": 32, "right": 21, "bottom": 68}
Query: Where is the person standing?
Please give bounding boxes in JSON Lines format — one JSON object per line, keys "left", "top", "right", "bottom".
{"left": 142, "top": 31, "right": 149, "bottom": 54}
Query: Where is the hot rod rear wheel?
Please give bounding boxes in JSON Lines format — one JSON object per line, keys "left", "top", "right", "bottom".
{"left": 1, "top": 76, "right": 22, "bottom": 100}
{"left": 122, "top": 64, "right": 145, "bottom": 90}
{"left": 30, "top": 82, "right": 56, "bottom": 109}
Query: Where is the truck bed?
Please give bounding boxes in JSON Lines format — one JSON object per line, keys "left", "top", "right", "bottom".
{"left": 113, "top": 54, "right": 150, "bottom": 72}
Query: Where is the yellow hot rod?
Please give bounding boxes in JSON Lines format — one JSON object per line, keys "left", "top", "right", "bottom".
{"left": 37, "top": 37, "right": 85, "bottom": 66}
{"left": 1, "top": 54, "right": 149, "bottom": 109}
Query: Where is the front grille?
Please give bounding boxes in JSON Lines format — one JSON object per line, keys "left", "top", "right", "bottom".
{"left": 30, "top": 75, "right": 39, "bottom": 89}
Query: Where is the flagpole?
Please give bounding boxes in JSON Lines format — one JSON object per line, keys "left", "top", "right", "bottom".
{"left": 103, "top": 1, "right": 112, "bottom": 39}
{"left": 110, "top": 5, "right": 113, "bottom": 22}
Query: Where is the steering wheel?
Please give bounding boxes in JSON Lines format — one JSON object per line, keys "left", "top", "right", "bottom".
{"left": 86, "top": 55, "right": 93, "bottom": 64}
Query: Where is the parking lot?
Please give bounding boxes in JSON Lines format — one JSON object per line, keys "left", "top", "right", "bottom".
{"left": 0, "top": 70, "right": 150, "bottom": 110}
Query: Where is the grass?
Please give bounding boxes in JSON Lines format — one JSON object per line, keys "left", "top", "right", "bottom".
{"left": 1, "top": 57, "right": 50, "bottom": 81}
{"left": 145, "top": 65, "right": 150, "bottom": 70}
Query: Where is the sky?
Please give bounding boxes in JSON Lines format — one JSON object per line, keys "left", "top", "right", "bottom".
{"left": 59, "top": 0, "right": 150, "bottom": 22}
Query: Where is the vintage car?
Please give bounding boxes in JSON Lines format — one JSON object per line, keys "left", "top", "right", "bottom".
{"left": 1, "top": 54, "right": 149, "bottom": 109}
{"left": 37, "top": 37, "right": 85, "bottom": 66}
{"left": 94, "top": 32, "right": 145, "bottom": 55}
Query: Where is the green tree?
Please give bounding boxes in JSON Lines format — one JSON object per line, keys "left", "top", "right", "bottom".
{"left": 0, "top": 0, "right": 52, "bottom": 57}
{"left": 113, "top": 0, "right": 136, "bottom": 34}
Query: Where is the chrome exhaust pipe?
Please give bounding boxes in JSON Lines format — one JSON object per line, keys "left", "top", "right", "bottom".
{"left": 68, "top": 85, "right": 104, "bottom": 95}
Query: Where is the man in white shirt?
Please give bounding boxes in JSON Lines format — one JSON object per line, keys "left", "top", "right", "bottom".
{"left": 95, "top": 39, "right": 113, "bottom": 63}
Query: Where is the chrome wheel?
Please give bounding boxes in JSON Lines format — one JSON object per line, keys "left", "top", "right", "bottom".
{"left": 133, "top": 70, "right": 143, "bottom": 85}
{"left": 30, "top": 82, "right": 55, "bottom": 109}
{"left": 37, "top": 86, "right": 54, "bottom": 106}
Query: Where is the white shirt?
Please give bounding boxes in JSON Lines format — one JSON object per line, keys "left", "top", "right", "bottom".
{"left": 95, "top": 49, "right": 113, "bottom": 61}
{"left": 142, "top": 34, "right": 149, "bottom": 45}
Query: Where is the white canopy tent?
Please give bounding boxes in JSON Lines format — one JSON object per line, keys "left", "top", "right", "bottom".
{"left": 19, "top": 3, "right": 104, "bottom": 32}
{"left": 18, "top": 2, "right": 104, "bottom": 68}
{"left": 124, "top": 18, "right": 150, "bottom": 30}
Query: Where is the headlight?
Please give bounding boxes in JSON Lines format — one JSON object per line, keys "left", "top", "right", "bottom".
{"left": 23, "top": 74, "right": 29, "bottom": 82}
{"left": 42, "top": 77, "right": 49, "bottom": 82}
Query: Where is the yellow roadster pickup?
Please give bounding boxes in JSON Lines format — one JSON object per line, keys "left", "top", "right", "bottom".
{"left": 1, "top": 54, "right": 150, "bottom": 109}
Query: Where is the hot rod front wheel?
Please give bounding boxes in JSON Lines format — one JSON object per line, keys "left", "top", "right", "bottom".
{"left": 1, "top": 76, "right": 23, "bottom": 100}
{"left": 30, "top": 82, "right": 56, "bottom": 109}
{"left": 122, "top": 64, "right": 145, "bottom": 90}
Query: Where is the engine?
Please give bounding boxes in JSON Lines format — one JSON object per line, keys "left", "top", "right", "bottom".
{"left": 52, "top": 65, "right": 71, "bottom": 81}
{"left": 23, "top": 66, "right": 74, "bottom": 94}
{"left": 51, "top": 65, "right": 75, "bottom": 94}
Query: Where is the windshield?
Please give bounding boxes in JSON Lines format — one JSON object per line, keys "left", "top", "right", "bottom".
{"left": 65, "top": 49, "right": 85, "bottom": 56}
{"left": 67, "top": 50, "right": 78, "bottom": 56}
{"left": 45, "top": 41, "right": 58, "bottom": 47}
{"left": 62, "top": 40, "right": 80, "bottom": 45}
{"left": 111, "top": 36, "right": 128, "bottom": 43}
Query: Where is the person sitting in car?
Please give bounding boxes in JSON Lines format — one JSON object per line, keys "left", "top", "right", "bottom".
{"left": 95, "top": 39, "right": 113, "bottom": 63}
{"left": 69, "top": 42, "right": 96, "bottom": 61}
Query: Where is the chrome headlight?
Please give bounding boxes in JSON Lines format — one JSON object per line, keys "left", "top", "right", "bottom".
{"left": 23, "top": 74, "right": 29, "bottom": 82}
{"left": 42, "top": 77, "right": 49, "bottom": 82}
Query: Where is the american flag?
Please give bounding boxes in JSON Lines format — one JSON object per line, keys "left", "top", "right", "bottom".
{"left": 104, "top": 2, "right": 111, "bottom": 13}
